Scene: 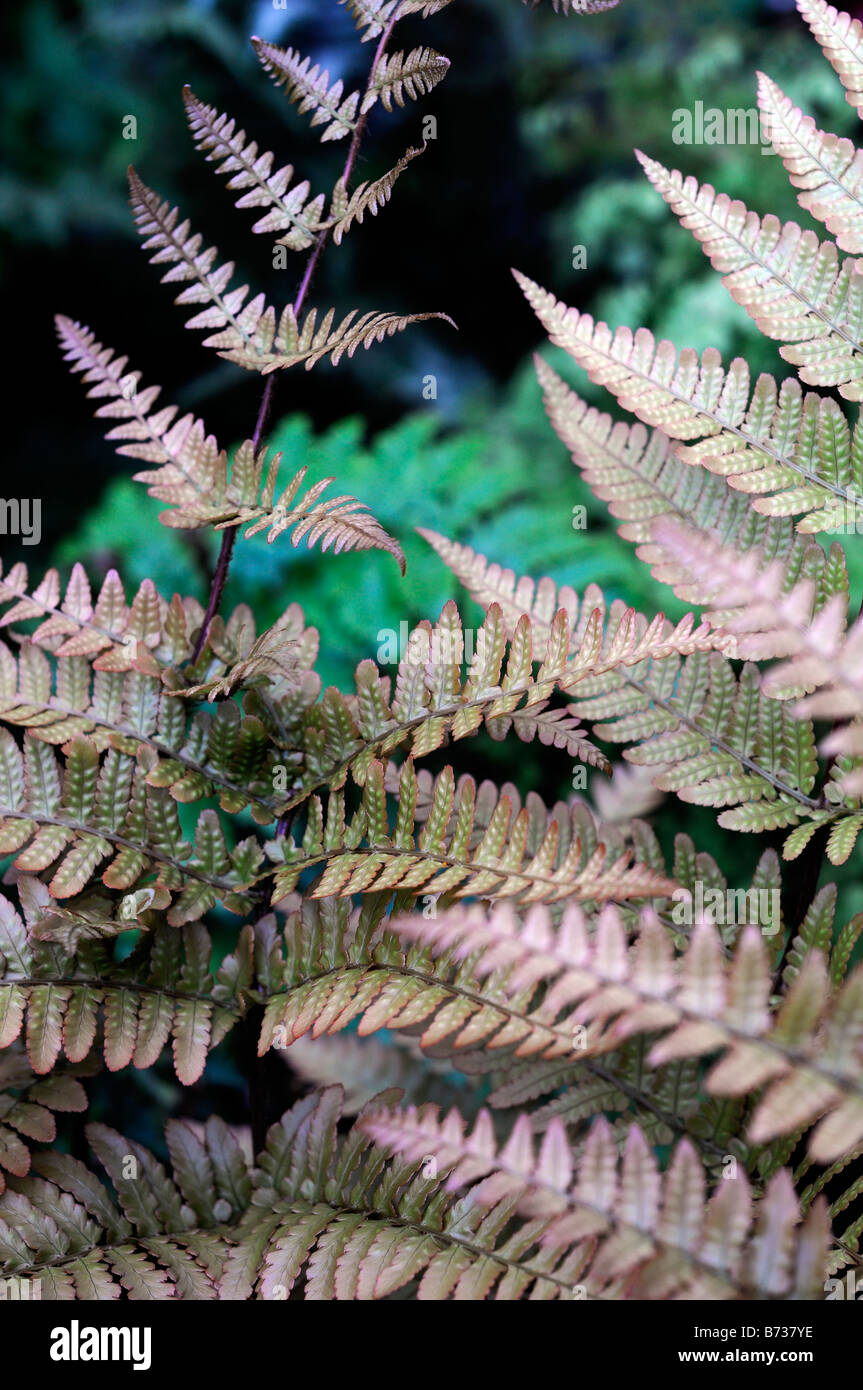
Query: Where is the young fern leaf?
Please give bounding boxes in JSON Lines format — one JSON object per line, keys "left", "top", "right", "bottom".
{"left": 362, "top": 47, "right": 450, "bottom": 114}
{"left": 182, "top": 88, "right": 327, "bottom": 248}
{"left": 127, "top": 169, "right": 277, "bottom": 370}
{"left": 362, "top": 1106, "right": 829, "bottom": 1299}
{"left": 330, "top": 143, "right": 426, "bottom": 245}
{"left": 250, "top": 40, "right": 361, "bottom": 143}
{"left": 799, "top": 0, "right": 863, "bottom": 120}
{"left": 386, "top": 899, "right": 863, "bottom": 1164}
{"left": 636, "top": 152, "right": 863, "bottom": 403}
{"left": 339, "top": 2, "right": 453, "bottom": 41}
{"left": 758, "top": 72, "right": 863, "bottom": 255}
{"left": 127, "top": 174, "right": 452, "bottom": 371}
{"left": 519, "top": 270, "right": 863, "bottom": 534}
{"left": 534, "top": 356, "right": 849, "bottom": 611}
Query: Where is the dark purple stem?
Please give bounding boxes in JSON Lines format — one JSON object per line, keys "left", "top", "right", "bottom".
{"left": 191, "top": 18, "right": 398, "bottom": 666}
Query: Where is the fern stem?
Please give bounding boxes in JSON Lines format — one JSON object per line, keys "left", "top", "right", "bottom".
{"left": 192, "top": 16, "right": 400, "bottom": 666}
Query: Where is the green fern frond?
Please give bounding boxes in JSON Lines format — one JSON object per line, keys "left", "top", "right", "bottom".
{"left": 250, "top": 40, "right": 361, "bottom": 143}
{"left": 385, "top": 898, "right": 863, "bottom": 1164}
{"left": 183, "top": 88, "right": 328, "bottom": 247}
{"left": 362, "top": 1104, "right": 830, "bottom": 1298}
{"left": 758, "top": 72, "right": 863, "bottom": 255}
{"left": 0, "top": 733, "right": 262, "bottom": 917}
{"left": 636, "top": 152, "right": 863, "bottom": 404}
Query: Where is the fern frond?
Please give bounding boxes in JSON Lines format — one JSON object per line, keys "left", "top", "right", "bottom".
{"left": 268, "top": 756, "right": 677, "bottom": 906}
{"left": 151, "top": 438, "right": 406, "bottom": 571}
{"left": 0, "top": 1041, "right": 90, "bottom": 1195}
{"left": 183, "top": 89, "right": 327, "bottom": 248}
{"left": 339, "top": 0, "right": 401, "bottom": 38}
{"left": 0, "top": 887, "right": 254, "bottom": 1081}
{"left": 127, "top": 169, "right": 277, "bottom": 371}
{"left": 386, "top": 898, "right": 863, "bottom": 1164}
{"left": 339, "top": 1, "right": 454, "bottom": 42}
{"left": 535, "top": 356, "right": 848, "bottom": 610}
{"left": 524, "top": 0, "right": 619, "bottom": 12}
{"left": 636, "top": 152, "right": 863, "bottom": 403}
{"left": 653, "top": 517, "right": 863, "bottom": 815}
{"left": 0, "top": 1112, "right": 256, "bottom": 1297}
{"left": 274, "top": 592, "right": 733, "bottom": 814}
{"left": 799, "top": 0, "right": 863, "bottom": 120}
{"left": 518, "top": 269, "right": 863, "bottom": 533}
{"left": 54, "top": 320, "right": 407, "bottom": 564}
{"left": 362, "top": 47, "right": 450, "bottom": 115}
{"left": 56, "top": 314, "right": 230, "bottom": 527}
{"left": 331, "top": 143, "right": 426, "bottom": 245}
{"left": 3, "top": 1089, "right": 716, "bottom": 1301}
{"left": 250, "top": 40, "right": 361, "bottom": 143}
{"left": 362, "top": 1105, "right": 830, "bottom": 1298}
{"left": 420, "top": 531, "right": 822, "bottom": 834}
{"left": 0, "top": 732, "right": 262, "bottom": 918}
{"left": 758, "top": 72, "right": 863, "bottom": 254}
{"left": 0, "top": 560, "right": 311, "bottom": 819}
{"left": 258, "top": 303, "right": 457, "bottom": 374}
